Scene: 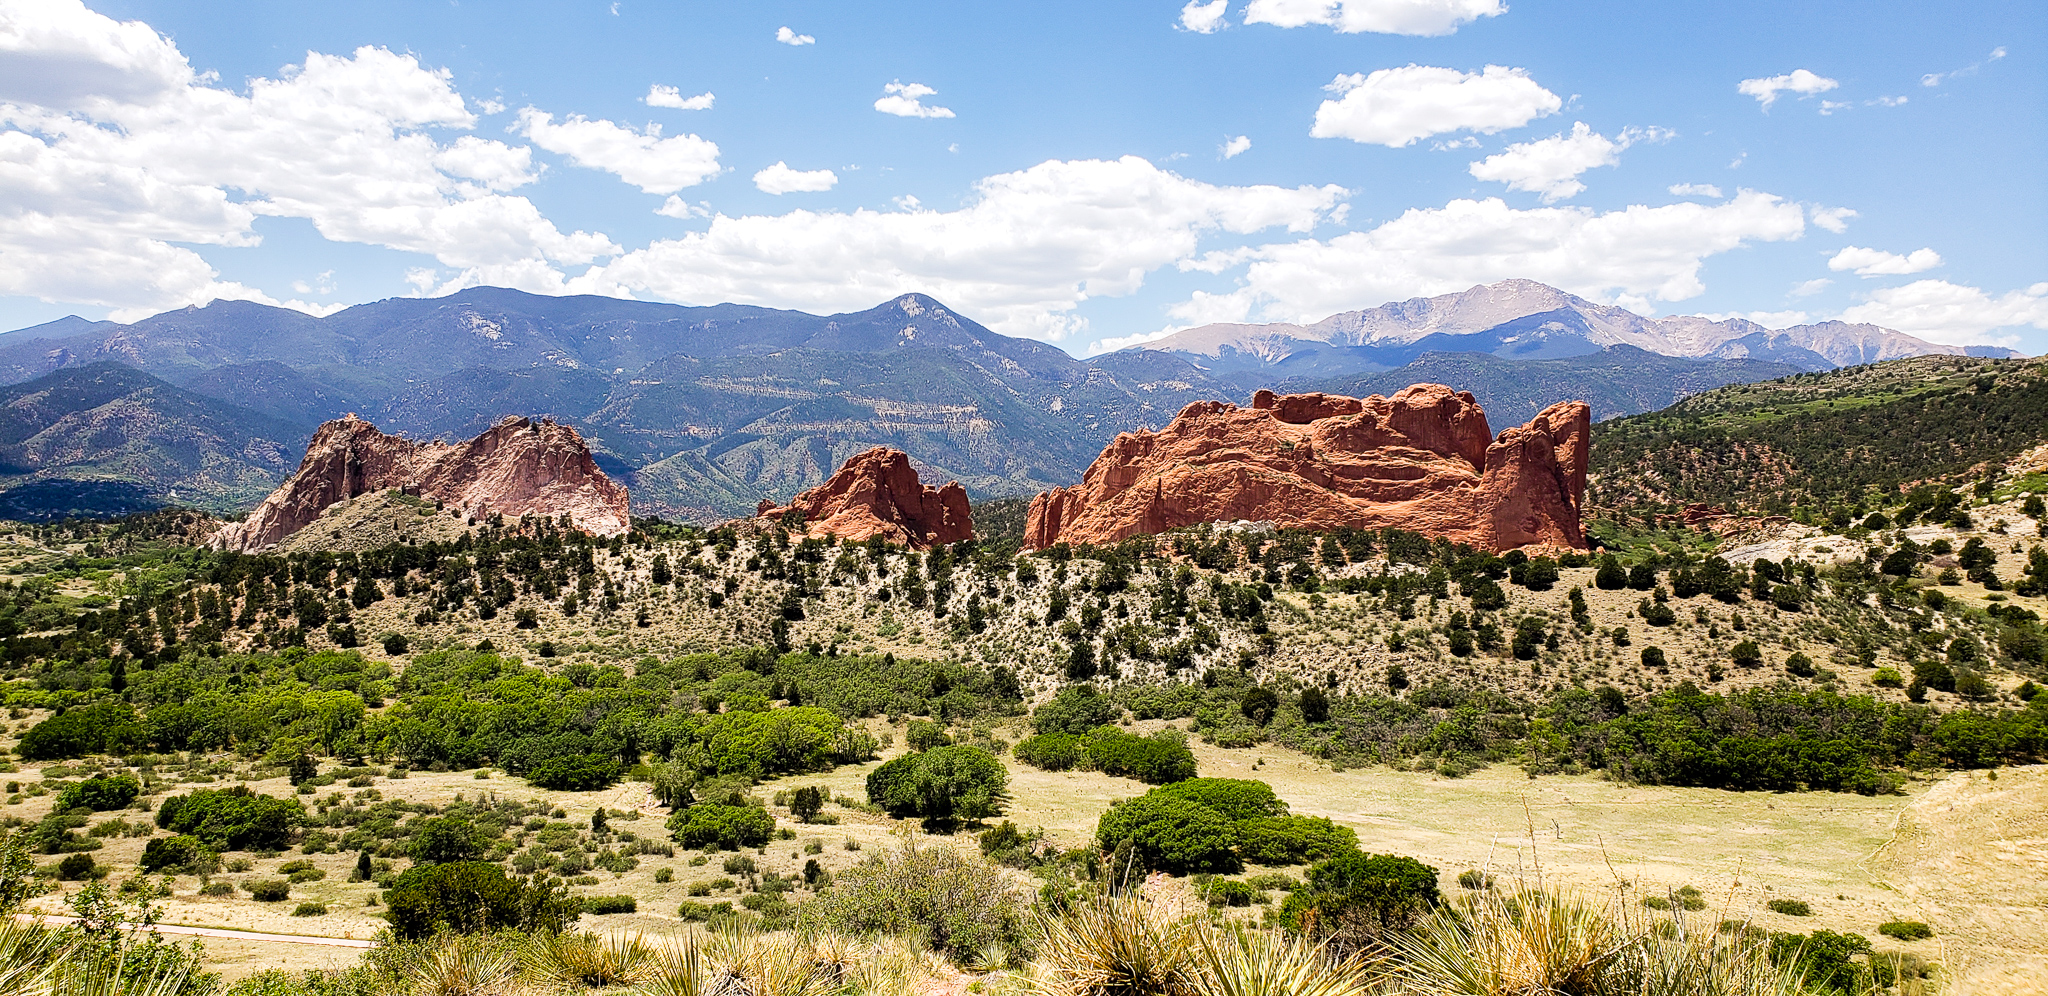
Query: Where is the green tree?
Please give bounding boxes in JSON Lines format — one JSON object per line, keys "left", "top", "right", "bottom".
{"left": 1276, "top": 851, "right": 1441, "bottom": 954}
{"left": 56, "top": 775, "right": 139, "bottom": 812}
{"left": 384, "top": 861, "right": 578, "bottom": 939}
{"left": 1094, "top": 795, "right": 1239, "bottom": 875}
{"left": 667, "top": 804, "right": 774, "bottom": 850}
{"left": 865, "top": 745, "right": 1009, "bottom": 829}
{"left": 409, "top": 817, "right": 484, "bottom": 865}
{"left": 1031, "top": 684, "right": 1116, "bottom": 735}
{"left": 789, "top": 786, "right": 824, "bottom": 823}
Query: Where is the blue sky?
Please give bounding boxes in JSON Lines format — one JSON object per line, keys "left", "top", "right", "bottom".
{"left": 0, "top": 0, "right": 2041, "bottom": 354}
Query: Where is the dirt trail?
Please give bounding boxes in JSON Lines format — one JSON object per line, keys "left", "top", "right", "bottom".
{"left": 20, "top": 914, "right": 373, "bottom": 948}
{"left": 1871, "top": 765, "right": 2048, "bottom": 995}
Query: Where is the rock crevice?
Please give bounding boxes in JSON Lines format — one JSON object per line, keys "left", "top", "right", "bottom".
{"left": 215, "top": 414, "right": 630, "bottom": 551}
{"left": 1024, "top": 384, "right": 1588, "bottom": 553}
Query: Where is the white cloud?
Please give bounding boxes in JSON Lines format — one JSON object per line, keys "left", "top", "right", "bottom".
{"left": 644, "top": 84, "right": 713, "bottom": 110}
{"left": 1819, "top": 100, "right": 1851, "bottom": 115}
{"left": 1736, "top": 69, "right": 1838, "bottom": 110}
{"left": 432, "top": 136, "right": 541, "bottom": 191}
{"left": 0, "top": 4, "right": 617, "bottom": 319}
{"left": 1827, "top": 245, "right": 1942, "bottom": 277}
{"left": 1668, "top": 183, "right": 1723, "bottom": 198}
{"left": 1086, "top": 327, "right": 1181, "bottom": 354}
{"left": 875, "top": 81, "right": 954, "bottom": 119}
{"left": 1791, "top": 277, "right": 1832, "bottom": 297}
{"left": 1870, "top": 95, "right": 1907, "bottom": 107}
{"left": 1808, "top": 205, "right": 1856, "bottom": 233}
{"left": 515, "top": 108, "right": 720, "bottom": 194}
{"left": 1178, "top": 0, "right": 1229, "bottom": 33}
{"left": 775, "top": 26, "right": 815, "bottom": 46}
{"left": 752, "top": 161, "right": 838, "bottom": 195}
{"left": 1220, "top": 135, "right": 1252, "bottom": 159}
{"left": 1466, "top": 122, "right": 1666, "bottom": 202}
{"left": 655, "top": 196, "right": 709, "bottom": 219}
{"left": 1837, "top": 279, "right": 2047, "bottom": 346}
{"left": 1167, "top": 190, "right": 1807, "bottom": 326}
{"left": 1243, "top": 0, "right": 1504, "bottom": 36}
{"left": 1311, "top": 64, "right": 1560, "bottom": 147}
{"left": 1923, "top": 46, "right": 2006, "bottom": 87}
{"left": 568, "top": 155, "right": 1346, "bottom": 341}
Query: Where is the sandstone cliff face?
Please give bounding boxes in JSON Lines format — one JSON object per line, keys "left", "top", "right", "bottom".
{"left": 1024, "top": 384, "right": 1589, "bottom": 553}
{"left": 215, "top": 415, "right": 630, "bottom": 552}
{"left": 757, "top": 447, "right": 972, "bottom": 549}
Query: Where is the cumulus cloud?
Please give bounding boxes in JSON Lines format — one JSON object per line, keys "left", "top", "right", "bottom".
{"left": 1311, "top": 64, "right": 1560, "bottom": 147}
{"left": 875, "top": 81, "right": 954, "bottom": 119}
{"left": 1828, "top": 245, "right": 1942, "bottom": 277}
{"left": 1790, "top": 278, "right": 1832, "bottom": 297}
{"left": 1737, "top": 69, "right": 1838, "bottom": 110}
{"left": 1178, "top": 0, "right": 1229, "bottom": 33}
{"left": 1838, "top": 279, "right": 2047, "bottom": 346}
{"left": 752, "top": 161, "right": 838, "bottom": 194}
{"left": 1808, "top": 205, "right": 1856, "bottom": 233}
{"left": 1166, "top": 190, "right": 1808, "bottom": 326}
{"left": 0, "top": 2, "right": 617, "bottom": 319}
{"left": 1466, "top": 122, "right": 1668, "bottom": 202}
{"left": 1221, "top": 135, "right": 1252, "bottom": 159}
{"left": 515, "top": 109, "right": 720, "bottom": 194}
{"left": 568, "top": 155, "right": 1347, "bottom": 341}
{"left": 1668, "top": 183, "right": 1723, "bottom": 198}
{"left": 1243, "top": 0, "right": 1504, "bottom": 36}
{"left": 1922, "top": 46, "right": 2005, "bottom": 87}
{"left": 775, "top": 26, "right": 815, "bottom": 46}
{"left": 644, "top": 84, "right": 713, "bottom": 110}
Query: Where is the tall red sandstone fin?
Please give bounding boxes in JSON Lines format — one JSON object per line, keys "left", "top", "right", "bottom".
{"left": 760, "top": 446, "right": 972, "bottom": 549}
{"left": 1025, "top": 384, "right": 1587, "bottom": 554}
{"left": 214, "top": 414, "right": 629, "bottom": 552}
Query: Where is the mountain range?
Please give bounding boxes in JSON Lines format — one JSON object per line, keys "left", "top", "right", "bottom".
{"left": 1139, "top": 278, "right": 2017, "bottom": 382}
{"left": 0, "top": 279, "right": 2016, "bottom": 521}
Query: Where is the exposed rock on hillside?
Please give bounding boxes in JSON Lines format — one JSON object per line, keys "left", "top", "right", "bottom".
{"left": 1025, "top": 385, "right": 1589, "bottom": 553}
{"left": 756, "top": 446, "right": 971, "bottom": 549}
{"left": 216, "top": 415, "right": 629, "bottom": 551}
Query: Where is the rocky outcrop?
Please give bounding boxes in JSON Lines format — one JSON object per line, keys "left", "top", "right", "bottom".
{"left": 215, "top": 414, "right": 630, "bottom": 552}
{"left": 757, "top": 447, "right": 971, "bottom": 548}
{"left": 1024, "top": 384, "right": 1589, "bottom": 553}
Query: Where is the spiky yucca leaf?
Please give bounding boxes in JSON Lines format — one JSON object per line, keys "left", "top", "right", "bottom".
{"left": 1189, "top": 924, "right": 1379, "bottom": 996}
{"left": 0, "top": 921, "right": 61, "bottom": 996}
{"left": 1396, "top": 886, "right": 1621, "bottom": 996}
{"left": 1027, "top": 893, "right": 1199, "bottom": 996}
{"left": 405, "top": 934, "right": 519, "bottom": 996}
{"left": 521, "top": 932, "right": 651, "bottom": 989}
{"left": 632, "top": 940, "right": 712, "bottom": 996}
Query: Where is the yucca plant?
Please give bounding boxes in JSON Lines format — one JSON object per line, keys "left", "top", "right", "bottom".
{"left": 522, "top": 932, "right": 651, "bottom": 989}
{"left": 1027, "top": 893, "right": 1199, "bottom": 996}
{"left": 632, "top": 940, "right": 713, "bottom": 996}
{"left": 404, "top": 934, "right": 520, "bottom": 996}
{"left": 1188, "top": 924, "right": 1380, "bottom": 996}
{"left": 1396, "top": 885, "right": 1621, "bottom": 996}
{"left": 51, "top": 947, "right": 198, "bottom": 996}
{"left": 0, "top": 921, "right": 61, "bottom": 996}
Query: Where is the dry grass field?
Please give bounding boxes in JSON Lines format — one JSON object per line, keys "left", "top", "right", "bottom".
{"left": 13, "top": 727, "right": 2039, "bottom": 990}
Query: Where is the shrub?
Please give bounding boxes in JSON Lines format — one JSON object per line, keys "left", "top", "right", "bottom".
{"left": 1873, "top": 667, "right": 1904, "bottom": 688}
{"left": 383, "top": 860, "right": 579, "bottom": 939}
{"left": 1275, "top": 851, "right": 1440, "bottom": 954}
{"left": 865, "top": 745, "right": 1009, "bottom": 828}
{"left": 56, "top": 853, "right": 96, "bottom": 880}
{"left": 1032, "top": 684, "right": 1116, "bottom": 735}
{"left": 1150, "top": 778, "right": 1288, "bottom": 821}
{"left": 799, "top": 838, "right": 1024, "bottom": 957}
{"left": 653, "top": 868, "right": 673, "bottom": 884}
{"left": 789, "top": 786, "right": 824, "bottom": 823}
{"left": 1203, "top": 879, "right": 1259, "bottom": 907}
{"left": 57, "top": 775, "right": 140, "bottom": 812}
{"left": 1766, "top": 898, "right": 1812, "bottom": 916}
{"left": 156, "top": 787, "right": 303, "bottom": 851}
{"left": 1456, "top": 869, "right": 1493, "bottom": 890}
{"left": 408, "top": 817, "right": 485, "bottom": 864}
{"left": 1878, "top": 920, "right": 1933, "bottom": 941}
{"left": 1731, "top": 641, "right": 1763, "bottom": 669}
{"left": 381, "top": 633, "right": 409, "bottom": 655}
{"left": 247, "top": 880, "right": 290, "bottom": 902}
{"left": 904, "top": 720, "right": 952, "bottom": 752}
{"left": 527, "top": 755, "right": 621, "bottom": 792}
{"left": 1234, "top": 816, "right": 1359, "bottom": 866}
{"left": 139, "top": 834, "right": 210, "bottom": 873}
{"left": 581, "top": 895, "right": 637, "bottom": 914}
{"left": 1082, "top": 729, "right": 1197, "bottom": 785}
{"left": 1012, "top": 733, "right": 1084, "bottom": 771}
{"left": 19, "top": 702, "right": 147, "bottom": 760}
{"left": 291, "top": 902, "right": 327, "bottom": 917}
{"left": 667, "top": 804, "right": 774, "bottom": 850}
{"left": 1095, "top": 795, "right": 1239, "bottom": 875}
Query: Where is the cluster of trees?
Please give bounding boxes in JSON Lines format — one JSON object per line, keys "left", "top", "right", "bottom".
{"left": 1094, "top": 778, "right": 1358, "bottom": 875}
{"left": 1013, "top": 684, "right": 1198, "bottom": 784}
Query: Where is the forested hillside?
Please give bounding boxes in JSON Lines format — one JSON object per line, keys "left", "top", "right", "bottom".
{"left": 1590, "top": 355, "right": 2048, "bottom": 519}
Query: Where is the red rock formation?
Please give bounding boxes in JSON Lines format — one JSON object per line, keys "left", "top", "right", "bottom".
{"left": 215, "top": 414, "right": 630, "bottom": 551}
{"left": 1024, "top": 384, "right": 1590, "bottom": 553}
{"left": 757, "top": 447, "right": 972, "bottom": 548}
